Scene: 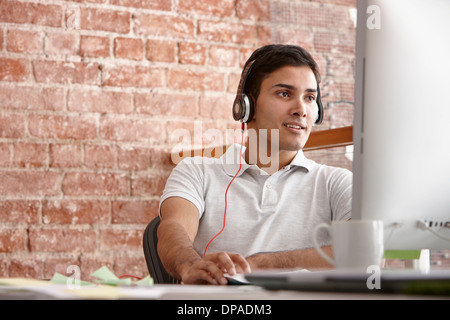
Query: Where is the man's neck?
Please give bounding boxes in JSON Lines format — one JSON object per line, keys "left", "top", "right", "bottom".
{"left": 244, "top": 142, "right": 297, "bottom": 175}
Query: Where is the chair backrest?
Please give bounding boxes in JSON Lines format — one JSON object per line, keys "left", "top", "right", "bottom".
{"left": 143, "top": 216, "right": 180, "bottom": 284}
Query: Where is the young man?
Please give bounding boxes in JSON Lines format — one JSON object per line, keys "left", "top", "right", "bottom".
{"left": 157, "top": 45, "right": 352, "bottom": 285}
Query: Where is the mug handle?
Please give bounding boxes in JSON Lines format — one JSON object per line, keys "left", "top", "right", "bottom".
{"left": 312, "top": 223, "right": 335, "bottom": 266}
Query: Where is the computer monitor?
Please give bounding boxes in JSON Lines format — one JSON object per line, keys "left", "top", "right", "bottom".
{"left": 352, "top": 0, "right": 450, "bottom": 250}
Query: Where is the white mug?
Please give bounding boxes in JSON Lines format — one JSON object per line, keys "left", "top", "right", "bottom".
{"left": 312, "top": 220, "right": 384, "bottom": 270}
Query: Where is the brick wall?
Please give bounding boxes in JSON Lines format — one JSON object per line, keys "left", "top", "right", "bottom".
{"left": 0, "top": 0, "right": 357, "bottom": 280}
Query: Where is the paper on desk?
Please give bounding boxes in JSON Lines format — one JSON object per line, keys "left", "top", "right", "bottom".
{"left": 50, "top": 266, "right": 153, "bottom": 287}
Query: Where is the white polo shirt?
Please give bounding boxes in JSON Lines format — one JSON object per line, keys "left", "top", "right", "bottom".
{"left": 160, "top": 144, "right": 352, "bottom": 258}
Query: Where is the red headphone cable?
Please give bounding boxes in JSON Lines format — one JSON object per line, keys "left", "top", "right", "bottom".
{"left": 204, "top": 123, "right": 245, "bottom": 256}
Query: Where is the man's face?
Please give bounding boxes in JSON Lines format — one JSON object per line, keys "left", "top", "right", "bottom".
{"left": 249, "top": 65, "right": 319, "bottom": 152}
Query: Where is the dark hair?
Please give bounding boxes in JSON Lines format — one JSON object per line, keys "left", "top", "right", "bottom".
{"left": 242, "top": 44, "right": 321, "bottom": 102}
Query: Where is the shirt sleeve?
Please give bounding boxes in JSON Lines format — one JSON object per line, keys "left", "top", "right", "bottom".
{"left": 328, "top": 167, "right": 353, "bottom": 221}
{"left": 159, "top": 157, "right": 205, "bottom": 219}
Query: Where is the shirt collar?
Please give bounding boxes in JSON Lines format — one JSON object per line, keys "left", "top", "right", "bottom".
{"left": 221, "top": 144, "right": 315, "bottom": 177}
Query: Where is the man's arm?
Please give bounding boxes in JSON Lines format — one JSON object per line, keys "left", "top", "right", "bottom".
{"left": 246, "top": 246, "right": 334, "bottom": 270}
{"left": 158, "top": 196, "right": 251, "bottom": 285}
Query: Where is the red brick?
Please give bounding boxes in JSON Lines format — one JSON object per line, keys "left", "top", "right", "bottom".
{"left": 0, "top": 143, "right": 11, "bottom": 167}
{"left": 42, "top": 200, "right": 109, "bottom": 225}
{"left": 9, "top": 259, "right": 43, "bottom": 278}
{"left": 130, "top": 173, "right": 166, "bottom": 197}
{"left": 0, "top": 85, "right": 64, "bottom": 111}
{"left": 62, "top": 172, "right": 128, "bottom": 196}
{"left": 33, "top": 60, "right": 99, "bottom": 85}
{"left": 134, "top": 13, "right": 194, "bottom": 38}
{"left": 111, "top": 200, "right": 158, "bottom": 224}
{"left": 28, "top": 114, "right": 97, "bottom": 140}
{"left": 101, "top": 65, "right": 164, "bottom": 88}
{"left": 113, "top": 254, "right": 148, "bottom": 279}
{"left": 0, "top": 28, "right": 3, "bottom": 51}
{"left": 13, "top": 142, "right": 47, "bottom": 168}
{"left": 0, "top": 113, "right": 26, "bottom": 138}
{"left": 292, "top": 3, "right": 354, "bottom": 30}
{"left": 199, "top": 94, "right": 232, "bottom": 120}
{"left": 0, "top": 0, "right": 62, "bottom": 27}
{"left": 228, "top": 72, "right": 241, "bottom": 93}
{"left": 145, "top": 39, "right": 176, "bottom": 62}
{"left": 7, "top": 29, "right": 42, "bottom": 54}
{"left": 80, "top": 35, "right": 110, "bottom": 58}
{"left": 100, "top": 228, "right": 142, "bottom": 251}
{"left": 340, "top": 82, "right": 354, "bottom": 101}
{"left": 65, "top": 5, "right": 80, "bottom": 30}
{"left": 44, "top": 32, "right": 78, "bottom": 56}
{"left": 99, "top": 117, "right": 164, "bottom": 143}
{"left": 198, "top": 20, "right": 256, "bottom": 44}
{"left": 317, "top": 0, "right": 356, "bottom": 5}
{"left": 79, "top": 255, "right": 115, "bottom": 281}
{"left": 67, "top": 89, "right": 133, "bottom": 114}
{"left": 110, "top": 0, "right": 171, "bottom": 10}
{"left": 50, "top": 144, "right": 82, "bottom": 168}
{"left": 80, "top": 7, "right": 130, "bottom": 33}
{"left": 29, "top": 227, "right": 96, "bottom": 253}
{"left": 0, "top": 58, "right": 30, "bottom": 81}
{"left": 0, "top": 200, "right": 40, "bottom": 224}
{"left": 117, "top": 146, "right": 149, "bottom": 170}
{"left": 209, "top": 45, "right": 238, "bottom": 67}
{"left": 168, "top": 68, "right": 225, "bottom": 92}
{"left": 236, "top": 0, "right": 270, "bottom": 21}
{"left": 314, "top": 31, "right": 355, "bottom": 55}
{"left": 134, "top": 92, "right": 197, "bottom": 117}
{"left": 113, "top": 37, "right": 144, "bottom": 60}
{"left": 271, "top": 28, "right": 314, "bottom": 53}
{"left": 328, "top": 56, "right": 354, "bottom": 79}
{"left": 178, "top": 0, "right": 234, "bottom": 17}
{"left": 0, "top": 171, "right": 60, "bottom": 196}
{"left": 43, "top": 257, "right": 79, "bottom": 280}
{"left": 149, "top": 148, "right": 174, "bottom": 170}
{"left": 165, "top": 120, "right": 195, "bottom": 145}
{"left": 0, "top": 228, "right": 27, "bottom": 253}
{"left": 256, "top": 25, "right": 271, "bottom": 46}
{"left": 84, "top": 144, "right": 116, "bottom": 169}
{"left": 179, "top": 42, "right": 207, "bottom": 65}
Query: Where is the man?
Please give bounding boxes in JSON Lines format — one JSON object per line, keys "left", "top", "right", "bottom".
{"left": 157, "top": 44, "right": 352, "bottom": 285}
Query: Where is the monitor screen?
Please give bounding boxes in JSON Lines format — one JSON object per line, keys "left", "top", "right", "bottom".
{"left": 352, "top": 0, "right": 450, "bottom": 250}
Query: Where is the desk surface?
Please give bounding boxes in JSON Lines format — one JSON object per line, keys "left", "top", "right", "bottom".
{"left": 0, "top": 278, "right": 447, "bottom": 300}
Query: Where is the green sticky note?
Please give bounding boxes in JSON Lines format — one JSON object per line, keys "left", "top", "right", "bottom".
{"left": 50, "top": 266, "right": 153, "bottom": 288}
{"left": 135, "top": 275, "right": 154, "bottom": 287}
{"left": 91, "top": 266, "right": 131, "bottom": 286}
{"left": 50, "top": 272, "right": 92, "bottom": 286}
{"left": 384, "top": 250, "right": 421, "bottom": 260}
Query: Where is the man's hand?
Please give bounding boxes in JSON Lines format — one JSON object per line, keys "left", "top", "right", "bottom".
{"left": 180, "top": 252, "right": 251, "bottom": 285}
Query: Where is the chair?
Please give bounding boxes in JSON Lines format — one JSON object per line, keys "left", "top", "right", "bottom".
{"left": 143, "top": 216, "right": 180, "bottom": 284}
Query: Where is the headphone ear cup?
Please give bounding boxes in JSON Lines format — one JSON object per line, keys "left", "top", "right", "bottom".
{"left": 233, "top": 95, "right": 244, "bottom": 121}
{"left": 233, "top": 60, "right": 256, "bottom": 123}
{"left": 315, "top": 86, "right": 324, "bottom": 125}
{"left": 241, "top": 94, "right": 254, "bottom": 123}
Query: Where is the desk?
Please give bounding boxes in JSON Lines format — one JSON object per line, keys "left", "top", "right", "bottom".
{"left": 0, "top": 278, "right": 447, "bottom": 300}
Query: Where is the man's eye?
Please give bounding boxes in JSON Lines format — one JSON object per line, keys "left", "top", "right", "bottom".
{"left": 306, "top": 95, "right": 316, "bottom": 102}
{"left": 278, "top": 91, "right": 290, "bottom": 98}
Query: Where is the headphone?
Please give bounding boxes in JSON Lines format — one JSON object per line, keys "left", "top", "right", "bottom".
{"left": 232, "top": 60, "right": 324, "bottom": 125}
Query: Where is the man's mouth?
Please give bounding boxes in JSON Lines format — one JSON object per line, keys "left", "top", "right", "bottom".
{"left": 283, "top": 122, "right": 306, "bottom": 130}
